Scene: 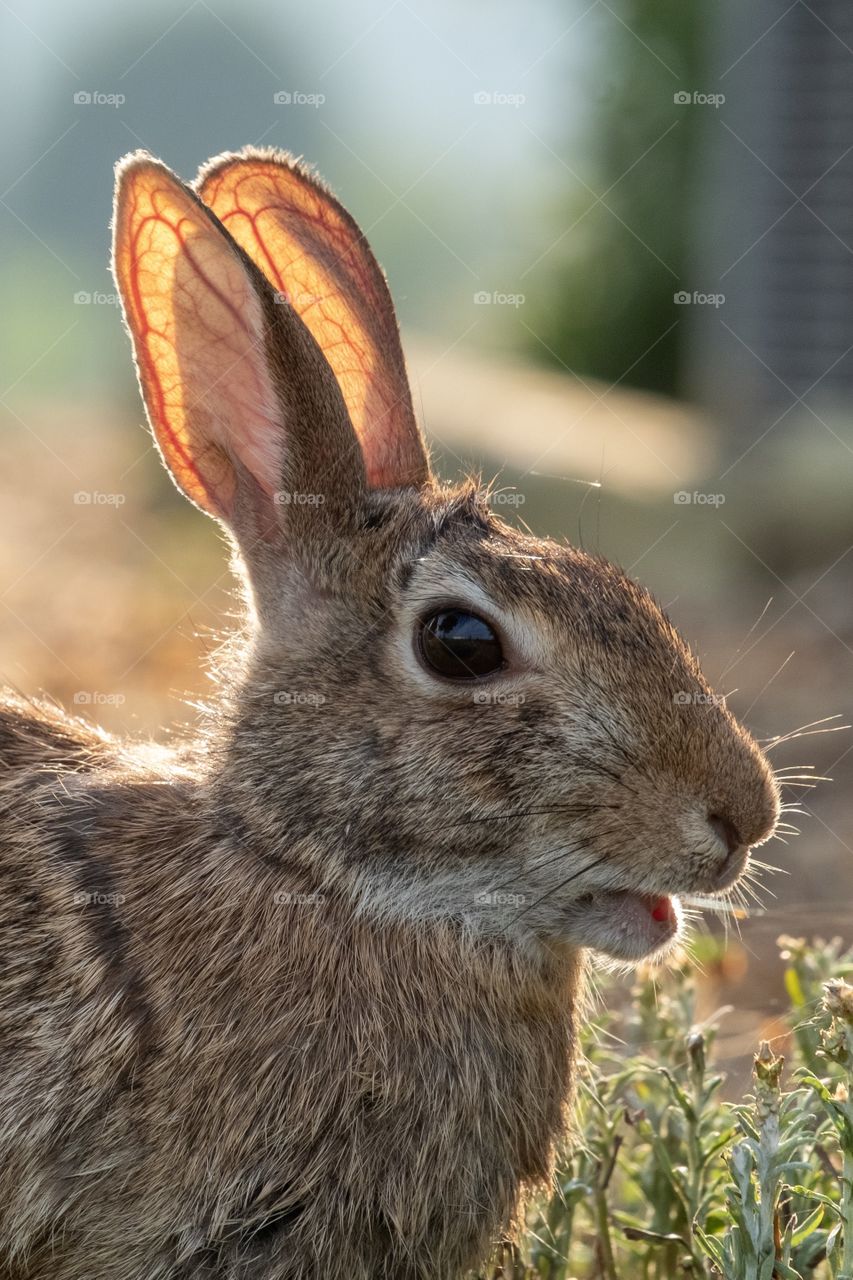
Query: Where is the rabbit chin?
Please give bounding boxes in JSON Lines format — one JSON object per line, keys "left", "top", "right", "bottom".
{"left": 554, "top": 891, "right": 683, "bottom": 962}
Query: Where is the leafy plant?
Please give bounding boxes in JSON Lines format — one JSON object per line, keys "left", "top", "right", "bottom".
{"left": 471, "top": 936, "right": 853, "bottom": 1279}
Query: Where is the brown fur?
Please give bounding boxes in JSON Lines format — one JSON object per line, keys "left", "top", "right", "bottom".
{"left": 0, "top": 150, "right": 779, "bottom": 1279}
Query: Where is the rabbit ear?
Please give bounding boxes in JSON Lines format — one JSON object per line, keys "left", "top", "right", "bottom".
{"left": 112, "top": 152, "right": 363, "bottom": 534}
{"left": 196, "top": 148, "right": 430, "bottom": 491}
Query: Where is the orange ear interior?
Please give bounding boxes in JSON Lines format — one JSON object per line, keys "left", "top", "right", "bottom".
{"left": 197, "top": 152, "right": 429, "bottom": 491}
{"left": 113, "top": 157, "right": 283, "bottom": 518}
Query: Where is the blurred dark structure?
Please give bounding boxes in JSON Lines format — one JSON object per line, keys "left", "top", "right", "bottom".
{"left": 528, "top": 0, "right": 853, "bottom": 455}
{"left": 693, "top": 0, "right": 853, "bottom": 438}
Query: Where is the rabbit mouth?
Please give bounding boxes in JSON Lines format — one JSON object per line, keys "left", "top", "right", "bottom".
{"left": 562, "top": 890, "right": 682, "bottom": 961}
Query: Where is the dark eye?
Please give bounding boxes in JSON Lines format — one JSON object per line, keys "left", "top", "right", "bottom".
{"left": 418, "top": 609, "right": 504, "bottom": 680}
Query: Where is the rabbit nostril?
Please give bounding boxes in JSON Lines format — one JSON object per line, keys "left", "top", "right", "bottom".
{"left": 708, "top": 813, "right": 742, "bottom": 858}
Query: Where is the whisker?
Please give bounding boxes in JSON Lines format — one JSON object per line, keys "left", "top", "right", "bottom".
{"left": 762, "top": 716, "right": 847, "bottom": 750}
{"left": 439, "top": 803, "right": 621, "bottom": 828}
{"left": 681, "top": 894, "right": 750, "bottom": 919}
{"left": 747, "top": 857, "right": 784, "bottom": 875}
{"left": 735, "top": 879, "right": 769, "bottom": 908}
{"left": 741, "top": 650, "right": 795, "bottom": 719}
{"left": 718, "top": 596, "right": 774, "bottom": 683}
{"left": 563, "top": 751, "right": 639, "bottom": 796}
{"left": 485, "top": 837, "right": 593, "bottom": 897}
{"left": 513, "top": 852, "right": 614, "bottom": 922}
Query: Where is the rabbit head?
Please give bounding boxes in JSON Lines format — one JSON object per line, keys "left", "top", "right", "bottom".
{"left": 112, "top": 149, "right": 779, "bottom": 967}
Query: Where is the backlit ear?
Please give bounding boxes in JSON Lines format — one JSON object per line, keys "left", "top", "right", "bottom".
{"left": 196, "top": 148, "right": 431, "bottom": 492}
{"left": 111, "top": 152, "right": 291, "bottom": 522}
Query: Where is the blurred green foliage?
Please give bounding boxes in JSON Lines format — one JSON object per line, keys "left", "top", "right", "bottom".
{"left": 528, "top": 0, "right": 708, "bottom": 396}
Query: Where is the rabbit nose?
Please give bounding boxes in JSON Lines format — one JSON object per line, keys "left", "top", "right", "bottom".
{"left": 708, "top": 813, "right": 742, "bottom": 858}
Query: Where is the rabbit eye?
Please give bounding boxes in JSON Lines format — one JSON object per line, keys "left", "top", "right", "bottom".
{"left": 418, "top": 609, "right": 504, "bottom": 680}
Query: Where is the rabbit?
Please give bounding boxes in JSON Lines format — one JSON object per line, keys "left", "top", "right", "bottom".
{"left": 0, "top": 147, "right": 780, "bottom": 1280}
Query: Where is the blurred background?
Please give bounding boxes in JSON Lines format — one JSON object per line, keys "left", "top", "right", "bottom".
{"left": 1, "top": 0, "right": 852, "bottom": 1077}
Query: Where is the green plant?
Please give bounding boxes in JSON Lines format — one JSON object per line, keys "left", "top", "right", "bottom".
{"left": 471, "top": 936, "right": 853, "bottom": 1279}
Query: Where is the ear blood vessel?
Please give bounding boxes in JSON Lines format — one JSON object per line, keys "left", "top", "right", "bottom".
{"left": 0, "top": 148, "right": 779, "bottom": 1279}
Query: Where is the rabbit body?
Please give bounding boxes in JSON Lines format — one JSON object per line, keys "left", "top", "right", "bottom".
{"left": 0, "top": 693, "right": 577, "bottom": 1280}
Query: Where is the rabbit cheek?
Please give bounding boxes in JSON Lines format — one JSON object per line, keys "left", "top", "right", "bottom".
{"left": 558, "top": 890, "right": 682, "bottom": 961}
